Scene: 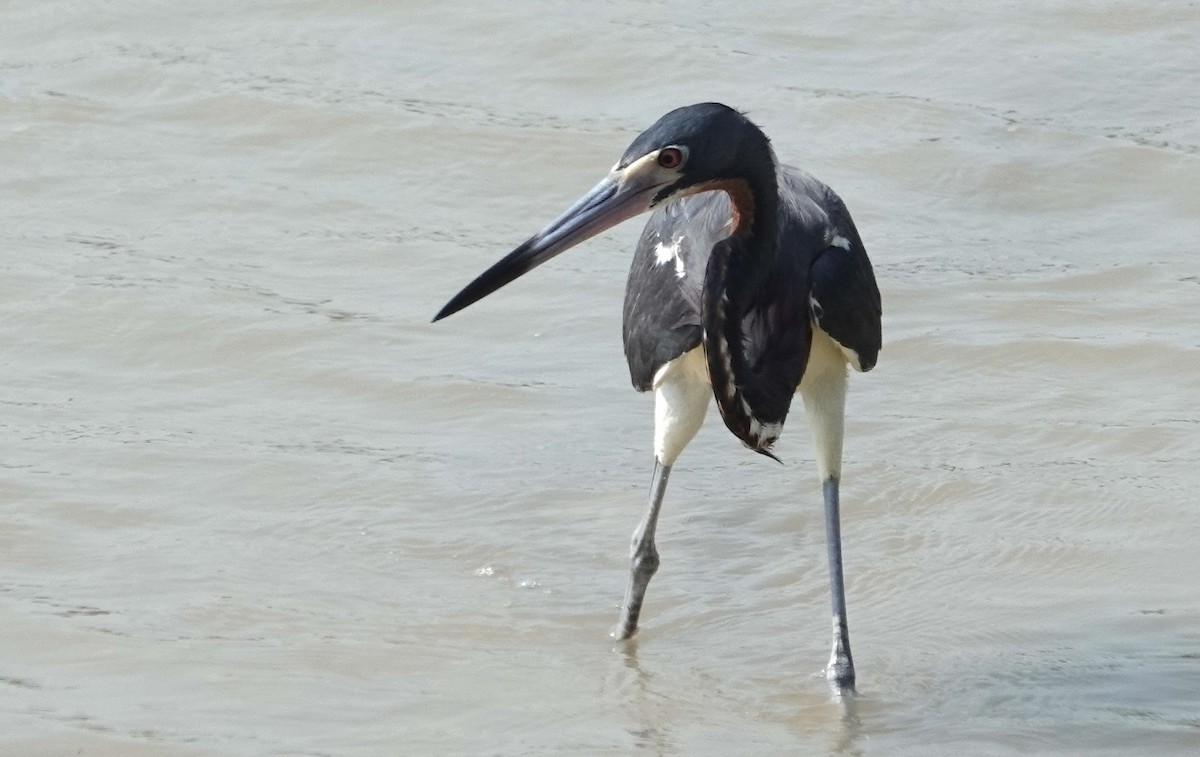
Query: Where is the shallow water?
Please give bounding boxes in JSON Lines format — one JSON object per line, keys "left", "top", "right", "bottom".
{"left": 2, "top": 1, "right": 1199, "bottom": 754}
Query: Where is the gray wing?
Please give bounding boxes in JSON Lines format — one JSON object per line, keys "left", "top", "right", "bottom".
{"left": 796, "top": 171, "right": 882, "bottom": 372}
{"left": 622, "top": 192, "right": 730, "bottom": 391}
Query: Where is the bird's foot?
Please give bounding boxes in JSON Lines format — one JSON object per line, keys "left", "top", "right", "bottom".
{"left": 825, "top": 655, "right": 856, "bottom": 695}
{"left": 611, "top": 609, "right": 640, "bottom": 641}
{"left": 611, "top": 625, "right": 636, "bottom": 642}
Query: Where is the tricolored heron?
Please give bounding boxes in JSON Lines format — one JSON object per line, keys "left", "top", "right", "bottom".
{"left": 434, "top": 103, "right": 881, "bottom": 691}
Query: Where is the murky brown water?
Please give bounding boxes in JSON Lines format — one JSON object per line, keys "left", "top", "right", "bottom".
{"left": 3, "top": 1, "right": 1199, "bottom": 755}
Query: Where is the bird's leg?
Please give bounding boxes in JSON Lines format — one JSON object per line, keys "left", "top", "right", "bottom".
{"left": 613, "top": 348, "right": 709, "bottom": 640}
{"left": 823, "top": 475, "right": 855, "bottom": 691}
{"left": 800, "top": 332, "right": 855, "bottom": 692}
{"left": 614, "top": 459, "right": 671, "bottom": 640}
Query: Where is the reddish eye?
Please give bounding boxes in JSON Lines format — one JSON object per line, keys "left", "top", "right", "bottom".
{"left": 657, "top": 147, "right": 684, "bottom": 169}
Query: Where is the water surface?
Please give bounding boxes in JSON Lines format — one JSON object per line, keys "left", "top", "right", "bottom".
{"left": 2, "top": 1, "right": 1198, "bottom": 754}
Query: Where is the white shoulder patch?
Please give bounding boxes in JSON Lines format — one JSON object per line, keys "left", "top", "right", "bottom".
{"left": 654, "top": 235, "right": 687, "bottom": 279}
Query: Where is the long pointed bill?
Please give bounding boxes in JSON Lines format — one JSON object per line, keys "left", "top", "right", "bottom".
{"left": 432, "top": 165, "right": 666, "bottom": 322}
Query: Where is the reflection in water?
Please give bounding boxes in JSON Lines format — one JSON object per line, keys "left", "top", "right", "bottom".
{"left": 615, "top": 639, "right": 678, "bottom": 756}
{"left": 616, "top": 634, "right": 871, "bottom": 757}
{"left": 830, "top": 691, "right": 864, "bottom": 757}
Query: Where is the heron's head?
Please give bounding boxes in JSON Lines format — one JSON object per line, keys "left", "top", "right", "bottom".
{"left": 433, "top": 103, "right": 773, "bottom": 322}
{"left": 616, "top": 102, "right": 774, "bottom": 208}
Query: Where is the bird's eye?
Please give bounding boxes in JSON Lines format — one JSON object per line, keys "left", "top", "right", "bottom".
{"left": 657, "top": 147, "right": 684, "bottom": 169}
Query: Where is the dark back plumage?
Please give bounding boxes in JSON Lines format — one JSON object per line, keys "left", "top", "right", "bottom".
{"left": 623, "top": 165, "right": 881, "bottom": 398}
